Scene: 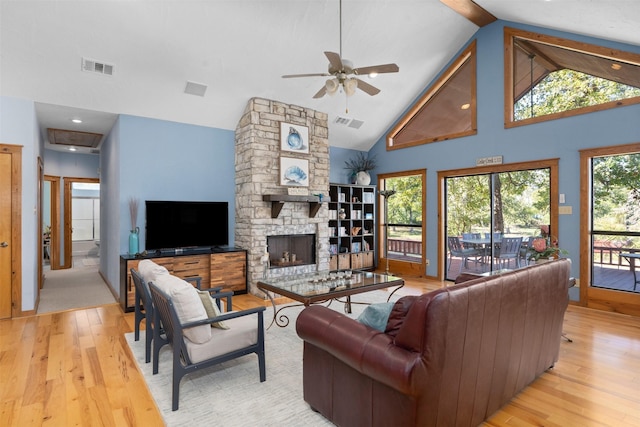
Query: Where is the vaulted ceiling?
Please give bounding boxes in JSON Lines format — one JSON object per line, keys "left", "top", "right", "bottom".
{"left": 1, "top": 0, "right": 639, "bottom": 154}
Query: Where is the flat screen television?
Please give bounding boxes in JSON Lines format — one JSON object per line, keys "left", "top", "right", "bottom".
{"left": 145, "top": 200, "right": 229, "bottom": 251}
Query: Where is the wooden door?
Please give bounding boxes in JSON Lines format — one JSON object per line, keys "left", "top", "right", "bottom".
{"left": 0, "top": 144, "right": 22, "bottom": 319}
{"left": 0, "top": 151, "right": 12, "bottom": 318}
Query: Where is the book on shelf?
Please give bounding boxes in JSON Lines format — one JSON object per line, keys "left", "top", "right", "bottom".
{"left": 351, "top": 242, "right": 361, "bottom": 253}
{"left": 329, "top": 244, "right": 338, "bottom": 255}
{"left": 362, "top": 192, "right": 375, "bottom": 203}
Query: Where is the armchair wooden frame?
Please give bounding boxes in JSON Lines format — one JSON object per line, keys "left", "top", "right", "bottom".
{"left": 149, "top": 282, "right": 266, "bottom": 411}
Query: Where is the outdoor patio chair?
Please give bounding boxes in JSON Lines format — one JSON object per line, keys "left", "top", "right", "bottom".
{"left": 495, "top": 236, "right": 524, "bottom": 269}
{"left": 519, "top": 237, "right": 535, "bottom": 266}
{"left": 149, "top": 279, "right": 266, "bottom": 411}
{"left": 447, "top": 236, "right": 482, "bottom": 274}
{"left": 461, "top": 232, "right": 481, "bottom": 249}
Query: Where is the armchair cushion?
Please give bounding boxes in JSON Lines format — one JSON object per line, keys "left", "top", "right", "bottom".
{"left": 196, "top": 290, "right": 229, "bottom": 330}
{"left": 138, "top": 259, "right": 170, "bottom": 283}
{"left": 154, "top": 274, "right": 211, "bottom": 344}
{"left": 184, "top": 315, "right": 258, "bottom": 363}
{"left": 356, "top": 302, "right": 394, "bottom": 332}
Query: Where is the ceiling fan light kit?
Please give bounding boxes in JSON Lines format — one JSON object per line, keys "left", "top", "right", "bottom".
{"left": 281, "top": 0, "right": 398, "bottom": 102}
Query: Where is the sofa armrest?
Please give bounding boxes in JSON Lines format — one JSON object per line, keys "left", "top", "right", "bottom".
{"left": 296, "top": 305, "right": 424, "bottom": 395}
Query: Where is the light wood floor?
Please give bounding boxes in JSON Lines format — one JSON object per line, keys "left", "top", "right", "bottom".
{"left": 1, "top": 277, "right": 639, "bottom": 426}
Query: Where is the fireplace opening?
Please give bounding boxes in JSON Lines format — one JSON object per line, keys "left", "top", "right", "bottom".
{"left": 267, "top": 234, "right": 316, "bottom": 269}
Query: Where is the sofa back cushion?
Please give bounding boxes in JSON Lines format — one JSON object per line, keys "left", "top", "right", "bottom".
{"left": 391, "top": 259, "right": 571, "bottom": 426}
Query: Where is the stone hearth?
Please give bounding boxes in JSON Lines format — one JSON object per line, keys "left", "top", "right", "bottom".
{"left": 235, "top": 98, "right": 329, "bottom": 296}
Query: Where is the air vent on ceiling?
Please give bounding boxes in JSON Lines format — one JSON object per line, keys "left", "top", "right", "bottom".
{"left": 334, "top": 116, "right": 364, "bottom": 129}
{"left": 81, "top": 57, "right": 114, "bottom": 76}
{"left": 184, "top": 81, "right": 208, "bottom": 97}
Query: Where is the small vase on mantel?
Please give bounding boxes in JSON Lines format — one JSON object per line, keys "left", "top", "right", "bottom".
{"left": 129, "top": 227, "right": 140, "bottom": 255}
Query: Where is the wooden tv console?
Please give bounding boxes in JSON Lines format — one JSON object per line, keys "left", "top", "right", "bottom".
{"left": 119, "top": 247, "right": 247, "bottom": 312}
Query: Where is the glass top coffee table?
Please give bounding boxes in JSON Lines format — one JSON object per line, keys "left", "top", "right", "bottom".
{"left": 257, "top": 271, "right": 404, "bottom": 328}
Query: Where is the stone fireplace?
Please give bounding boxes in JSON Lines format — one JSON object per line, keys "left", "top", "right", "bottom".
{"left": 235, "top": 98, "right": 329, "bottom": 296}
{"left": 267, "top": 233, "right": 316, "bottom": 268}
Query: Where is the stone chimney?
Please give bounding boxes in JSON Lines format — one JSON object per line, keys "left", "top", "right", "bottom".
{"left": 235, "top": 98, "right": 330, "bottom": 296}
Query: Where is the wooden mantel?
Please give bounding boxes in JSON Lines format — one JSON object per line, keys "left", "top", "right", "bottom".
{"left": 262, "top": 194, "right": 322, "bottom": 218}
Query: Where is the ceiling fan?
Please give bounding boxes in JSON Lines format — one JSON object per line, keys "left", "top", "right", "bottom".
{"left": 282, "top": 0, "right": 399, "bottom": 100}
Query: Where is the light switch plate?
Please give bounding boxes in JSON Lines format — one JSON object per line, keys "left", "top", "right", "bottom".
{"left": 559, "top": 205, "right": 572, "bottom": 215}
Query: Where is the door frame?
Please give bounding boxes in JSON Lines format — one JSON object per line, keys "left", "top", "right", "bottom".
{"left": 63, "top": 177, "right": 99, "bottom": 269}
{"left": 44, "top": 175, "right": 61, "bottom": 270}
{"left": 438, "top": 158, "right": 559, "bottom": 281}
{"left": 377, "top": 169, "right": 427, "bottom": 277}
{"left": 0, "top": 144, "right": 22, "bottom": 318}
{"left": 579, "top": 142, "right": 640, "bottom": 315}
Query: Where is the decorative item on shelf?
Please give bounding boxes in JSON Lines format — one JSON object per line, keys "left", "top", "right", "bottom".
{"left": 338, "top": 208, "right": 347, "bottom": 220}
{"left": 351, "top": 226, "right": 362, "bottom": 236}
{"left": 344, "top": 152, "right": 376, "bottom": 185}
{"left": 128, "top": 198, "right": 139, "bottom": 255}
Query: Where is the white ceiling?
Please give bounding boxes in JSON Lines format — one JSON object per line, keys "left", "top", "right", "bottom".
{"left": 2, "top": 0, "right": 639, "bottom": 154}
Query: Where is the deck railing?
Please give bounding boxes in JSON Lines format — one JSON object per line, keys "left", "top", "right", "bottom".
{"left": 593, "top": 246, "right": 639, "bottom": 268}
{"left": 388, "top": 238, "right": 422, "bottom": 256}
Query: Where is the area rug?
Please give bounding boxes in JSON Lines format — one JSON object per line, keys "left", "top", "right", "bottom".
{"left": 125, "top": 289, "right": 400, "bottom": 426}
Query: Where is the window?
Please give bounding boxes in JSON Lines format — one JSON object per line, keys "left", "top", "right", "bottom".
{"left": 387, "top": 41, "right": 477, "bottom": 150}
{"left": 505, "top": 27, "right": 640, "bottom": 127}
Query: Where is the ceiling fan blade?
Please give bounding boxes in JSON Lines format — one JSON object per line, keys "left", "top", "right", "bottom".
{"left": 313, "top": 86, "right": 327, "bottom": 99}
{"left": 324, "top": 51, "right": 343, "bottom": 73}
{"left": 353, "top": 63, "right": 399, "bottom": 75}
{"left": 282, "top": 73, "right": 330, "bottom": 78}
{"left": 354, "top": 78, "right": 380, "bottom": 96}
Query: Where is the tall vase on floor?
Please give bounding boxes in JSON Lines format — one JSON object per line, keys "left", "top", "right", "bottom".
{"left": 129, "top": 227, "right": 139, "bottom": 255}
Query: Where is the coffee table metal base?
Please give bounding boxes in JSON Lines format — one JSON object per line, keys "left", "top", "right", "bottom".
{"left": 258, "top": 272, "right": 404, "bottom": 328}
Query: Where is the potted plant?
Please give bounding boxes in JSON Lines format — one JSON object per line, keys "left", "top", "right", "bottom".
{"left": 528, "top": 233, "right": 568, "bottom": 263}
{"left": 344, "top": 152, "right": 376, "bottom": 185}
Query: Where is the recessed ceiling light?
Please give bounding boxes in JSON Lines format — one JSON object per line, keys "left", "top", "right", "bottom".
{"left": 461, "top": 103, "right": 471, "bottom": 110}
{"left": 68, "top": 147, "right": 77, "bottom": 152}
{"left": 71, "top": 118, "right": 82, "bottom": 124}
{"left": 611, "top": 63, "right": 622, "bottom": 70}
{"left": 368, "top": 72, "right": 378, "bottom": 79}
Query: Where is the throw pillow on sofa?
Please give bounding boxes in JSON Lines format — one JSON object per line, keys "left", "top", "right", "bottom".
{"left": 153, "top": 274, "right": 212, "bottom": 344}
{"left": 357, "top": 302, "right": 395, "bottom": 332}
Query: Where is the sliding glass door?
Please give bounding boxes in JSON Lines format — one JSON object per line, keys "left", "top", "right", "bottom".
{"left": 444, "top": 167, "right": 551, "bottom": 281}
{"left": 590, "top": 152, "right": 640, "bottom": 293}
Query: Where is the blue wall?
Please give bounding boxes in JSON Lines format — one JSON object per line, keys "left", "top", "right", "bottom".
{"left": 100, "top": 115, "right": 236, "bottom": 292}
{"left": 0, "top": 96, "right": 41, "bottom": 312}
{"left": 329, "top": 146, "right": 367, "bottom": 184}
{"left": 367, "top": 21, "right": 640, "bottom": 281}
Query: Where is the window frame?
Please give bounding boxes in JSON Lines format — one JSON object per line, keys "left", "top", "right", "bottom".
{"left": 387, "top": 41, "right": 477, "bottom": 150}
{"left": 504, "top": 27, "right": 640, "bottom": 129}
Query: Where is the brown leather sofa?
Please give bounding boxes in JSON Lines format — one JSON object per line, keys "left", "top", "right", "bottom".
{"left": 296, "top": 259, "right": 571, "bottom": 427}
